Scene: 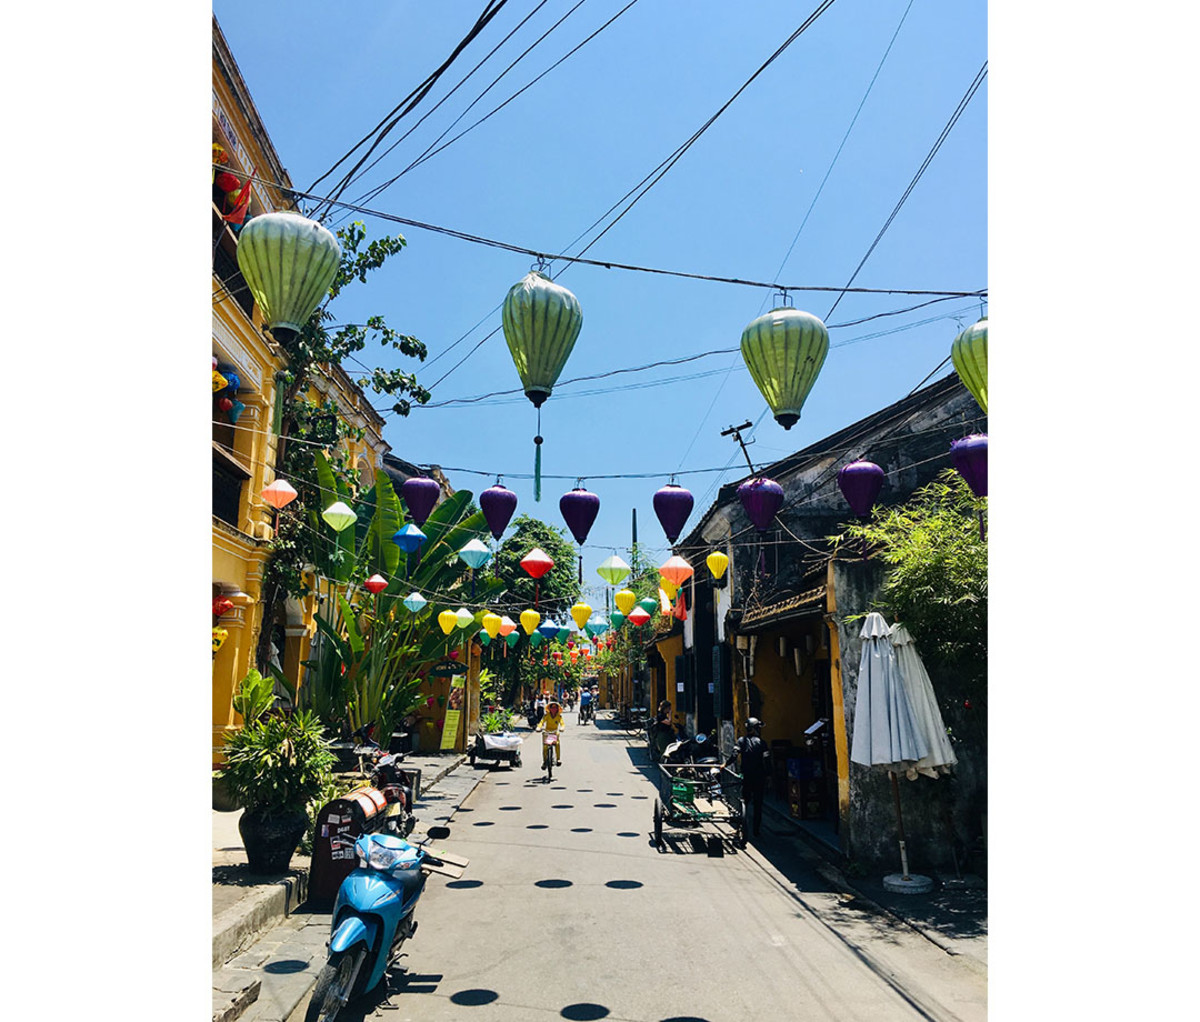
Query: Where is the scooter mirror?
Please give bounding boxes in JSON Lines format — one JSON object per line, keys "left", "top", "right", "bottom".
{"left": 427, "top": 825, "right": 451, "bottom": 840}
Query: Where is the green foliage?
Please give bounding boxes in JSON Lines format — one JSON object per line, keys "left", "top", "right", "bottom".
{"left": 232, "top": 668, "right": 277, "bottom": 725}
{"left": 221, "top": 710, "right": 335, "bottom": 821}
{"left": 297, "top": 484, "right": 505, "bottom": 739}
{"left": 479, "top": 667, "right": 500, "bottom": 705}
{"left": 833, "top": 470, "right": 987, "bottom": 672}
{"left": 480, "top": 707, "right": 515, "bottom": 733}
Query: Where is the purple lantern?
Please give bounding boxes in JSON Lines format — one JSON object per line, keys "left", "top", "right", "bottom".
{"left": 838, "top": 460, "right": 885, "bottom": 519}
{"left": 653, "top": 483, "right": 694, "bottom": 544}
{"left": 737, "top": 477, "right": 784, "bottom": 532}
{"left": 950, "top": 433, "right": 988, "bottom": 539}
{"left": 479, "top": 483, "right": 518, "bottom": 541}
{"left": 559, "top": 487, "right": 600, "bottom": 545}
{"left": 402, "top": 476, "right": 441, "bottom": 527}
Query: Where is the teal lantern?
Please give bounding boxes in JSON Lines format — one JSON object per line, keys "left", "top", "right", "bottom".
{"left": 637, "top": 597, "right": 658, "bottom": 616}
{"left": 458, "top": 538, "right": 492, "bottom": 596}
{"left": 502, "top": 268, "right": 584, "bottom": 500}
{"left": 556, "top": 627, "right": 570, "bottom": 643}
{"left": 506, "top": 630, "right": 521, "bottom": 649}
{"left": 610, "top": 610, "right": 626, "bottom": 631}
{"left": 402, "top": 591, "right": 427, "bottom": 614}
{"left": 478, "top": 628, "right": 492, "bottom": 646}
{"left": 585, "top": 615, "right": 609, "bottom": 639}
{"left": 740, "top": 304, "right": 829, "bottom": 430}
{"left": 530, "top": 632, "right": 544, "bottom": 649}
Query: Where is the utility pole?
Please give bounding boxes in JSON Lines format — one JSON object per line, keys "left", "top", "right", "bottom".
{"left": 721, "top": 420, "right": 756, "bottom": 473}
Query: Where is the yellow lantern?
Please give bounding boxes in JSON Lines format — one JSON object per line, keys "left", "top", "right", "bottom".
{"left": 570, "top": 602, "right": 592, "bottom": 630}
{"left": 438, "top": 609, "right": 458, "bottom": 635}
{"left": 482, "top": 612, "right": 502, "bottom": 639}
{"left": 212, "top": 626, "right": 229, "bottom": 654}
{"left": 521, "top": 608, "right": 541, "bottom": 635}
{"left": 658, "top": 589, "right": 671, "bottom": 613}
{"left": 615, "top": 589, "right": 637, "bottom": 616}
{"left": 659, "top": 576, "right": 679, "bottom": 601}
{"left": 706, "top": 550, "right": 729, "bottom": 579}
{"left": 212, "top": 370, "right": 228, "bottom": 393}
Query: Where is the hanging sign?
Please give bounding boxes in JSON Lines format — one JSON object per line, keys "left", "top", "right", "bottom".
{"left": 439, "top": 675, "right": 467, "bottom": 750}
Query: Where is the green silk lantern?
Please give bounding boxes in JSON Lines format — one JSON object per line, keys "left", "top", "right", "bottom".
{"left": 637, "top": 597, "right": 658, "bottom": 615}
{"left": 321, "top": 501, "right": 357, "bottom": 533}
{"left": 478, "top": 628, "right": 492, "bottom": 646}
{"left": 610, "top": 610, "right": 626, "bottom": 631}
{"left": 530, "top": 632, "right": 544, "bottom": 649}
{"left": 740, "top": 306, "right": 829, "bottom": 430}
{"left": 596, "top": 555, "right": 630, "bottom": 586}
{"left": 501, "top": 269, "right": 584, "bottom": 500}
{"left": 951, "top": 316, "right": 988, "bottom": 414}
{"left": 614, "top": 589, "right": 637, "bottom": 616}
{"left": 235, "top": 211, "right": 342, "bottom": 343}
{"left": 506, "top": 630, "right": 521, "bottom": 649}
{"left": 455, "top": 607, "right": 474, "bottom": 630}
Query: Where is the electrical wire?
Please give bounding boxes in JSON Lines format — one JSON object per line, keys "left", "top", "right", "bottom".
{"left": 825, "top": 59, "right": 988, "bottom": 321}
{"left": 307, "top": 0, "right": 512, "bottom": 220}
{"left": 328, "top": 0, "right": 561, "bottom": 226}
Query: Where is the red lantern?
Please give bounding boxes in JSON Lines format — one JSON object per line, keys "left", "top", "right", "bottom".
{"left": 215, "top": 171, "right": 241, "bottom": 192}
{"left": 212, "top": 596, "right": 234, "bottom": 616}
{"left": 364, "top": 574, "right": 387, "bottom": 595}
{"left": 217, "top": 396, "right": 233, "bottom": 412}
{"left": 520, "top": 548, "right": 555, "bottom": 579}
{"left": 627, "top": 606, "right": 651, "bottom": 627}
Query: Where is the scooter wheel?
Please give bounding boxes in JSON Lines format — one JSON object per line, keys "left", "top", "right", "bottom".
{"left": 305, "top": 946, "right": 366, "bottom": 1022}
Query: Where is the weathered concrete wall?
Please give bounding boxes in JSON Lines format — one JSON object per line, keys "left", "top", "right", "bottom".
{"left": 833, "top": 560, "right": 985, "bottom": 874}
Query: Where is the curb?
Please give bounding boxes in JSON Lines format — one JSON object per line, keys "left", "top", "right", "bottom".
{"left": 212, "top": 871, "right": 308, "bottom": 972}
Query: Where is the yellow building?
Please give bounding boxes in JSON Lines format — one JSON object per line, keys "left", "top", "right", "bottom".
{"left": 212, "top": 16, "right": 391, "bottom": 764}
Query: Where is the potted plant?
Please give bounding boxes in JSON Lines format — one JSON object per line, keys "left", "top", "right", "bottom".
{"left": 221, "top": 669, "right": 334, "bottom": 873}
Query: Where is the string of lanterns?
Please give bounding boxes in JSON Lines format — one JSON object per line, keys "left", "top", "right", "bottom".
{"left": 225, "top": 211, "right": 986, "bottom": 658}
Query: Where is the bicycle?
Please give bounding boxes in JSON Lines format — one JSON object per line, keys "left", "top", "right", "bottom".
{"left": 541, "top": 731, "right": 559, "bottom": 782}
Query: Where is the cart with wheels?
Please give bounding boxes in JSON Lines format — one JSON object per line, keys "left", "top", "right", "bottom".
{"left": 652, "top": 763, "right": 745, "bottom": 853}
{"left": 468, "top": 731, "right": 523, "bottom": 770}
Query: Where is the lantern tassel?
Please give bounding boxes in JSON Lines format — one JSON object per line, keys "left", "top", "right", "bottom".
{"left": 534, "top": 408, "right": 543, "bottom": 502}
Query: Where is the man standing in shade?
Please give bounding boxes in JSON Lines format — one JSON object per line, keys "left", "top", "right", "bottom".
{"left": 727, "top": 717, "right": 770, "bottom": 839}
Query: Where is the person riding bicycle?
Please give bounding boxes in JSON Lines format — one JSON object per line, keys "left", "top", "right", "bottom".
{"left": 579, "top": 687, "right": 593, "bottom": 722}
{"left": 537, "top": 700, "right": 565, "bottom": 767}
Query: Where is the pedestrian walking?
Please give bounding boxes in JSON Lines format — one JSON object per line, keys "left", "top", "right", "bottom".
{"left": 727, "top": 717, "right": 770, "bottom": 839}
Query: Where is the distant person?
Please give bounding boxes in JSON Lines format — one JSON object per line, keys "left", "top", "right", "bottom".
{"left": 578, "top": 686, "right": 593, "bottom": 723}
{"left": 537, "top": 700, "right": 565, "bottom": 768}
{"left": 727, "top": 717, "right": 770, "bottom": 839}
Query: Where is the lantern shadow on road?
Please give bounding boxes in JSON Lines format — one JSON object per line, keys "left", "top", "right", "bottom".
{"left": 450, "top": 989, "right": 500, "bottom": 1006}
{"left": 445, "top": 879, "right": 483, "bottom": 888}
{"left": 571, "top": 827, "right": 593, "bottom": 833}
{"left": 262, "top": 959, "right": 307, "bottom": 974}
{"left": 561, "top": 1004, "right": 610, "bottom": 1021}
{"left": 604, "top": 880, "right": 644, "bottom": 889}
{"left": 534, "top": 878, "right": 573, "bottom": 888}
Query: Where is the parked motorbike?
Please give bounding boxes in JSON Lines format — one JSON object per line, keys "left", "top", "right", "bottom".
{"left": 305, "top": 833, "right": 467, "bottom": 1022}
{"left": 662, "top": 731, "right": 720, "bottom": 775}
{"left": 368, "top": 752, "right": 416, "bottom": 839}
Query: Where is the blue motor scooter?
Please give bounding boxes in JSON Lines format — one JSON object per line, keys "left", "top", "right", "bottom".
{"left": 304, "top": 832, "right": 467, "bottom": 1022}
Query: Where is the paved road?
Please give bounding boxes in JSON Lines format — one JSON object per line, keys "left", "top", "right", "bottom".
{"left": 306, "top": 714, "right": 985, "bottom": 1022}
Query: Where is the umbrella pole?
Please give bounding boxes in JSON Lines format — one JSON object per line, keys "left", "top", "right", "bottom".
{"left": 889, "top": 770, "right": 912, "bottom": 880}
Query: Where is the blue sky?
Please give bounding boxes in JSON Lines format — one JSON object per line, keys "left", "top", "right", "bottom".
{"left": 213, "top": 0, "right": 987, "bottom": 597}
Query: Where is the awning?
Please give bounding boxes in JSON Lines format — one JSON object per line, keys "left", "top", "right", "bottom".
{"left": 735, "top": 583, "right": 827, "bottom": 634}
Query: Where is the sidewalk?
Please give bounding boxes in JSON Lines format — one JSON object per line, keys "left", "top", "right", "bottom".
{"left": 759, "top": 789, "right": 987, "bottom": 971}
{"left": 212, "top": 749, "right": 480, "bottom": 1022}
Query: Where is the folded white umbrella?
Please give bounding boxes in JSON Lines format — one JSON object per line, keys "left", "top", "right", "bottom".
{"left": 850, "top": 613, "right": 929, "bottom": 770}
{"left": 890, "top": 623, "right": 958, "bottom": 779}
{"left": 849, "top": 612, "right": 931, "bottom": 888}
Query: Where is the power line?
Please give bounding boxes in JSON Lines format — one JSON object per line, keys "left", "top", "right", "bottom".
{"left": 328, "top": 0, "right": 561, "bottom": 225}
{"left": 825, "top": 59, "right": 988, "bottom": 321}
{"left": 307, "top": 1, "right": 513, "bottom": 219}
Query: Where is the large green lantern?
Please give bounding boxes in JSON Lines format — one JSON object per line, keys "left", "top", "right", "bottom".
{"left": 740, "top": 306, "right": 829, "bottom": 430}
{"left": 235, "top": 211, "right": 341, "bottom": 344}
{"left": 502, "top": 271, "right": 583, "bottom": 408}
{"left": 951, "top": 316, "right": 988, "bottom": 414}
{"left": 502, "top": 269, "right": 584, "bottom": 500}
